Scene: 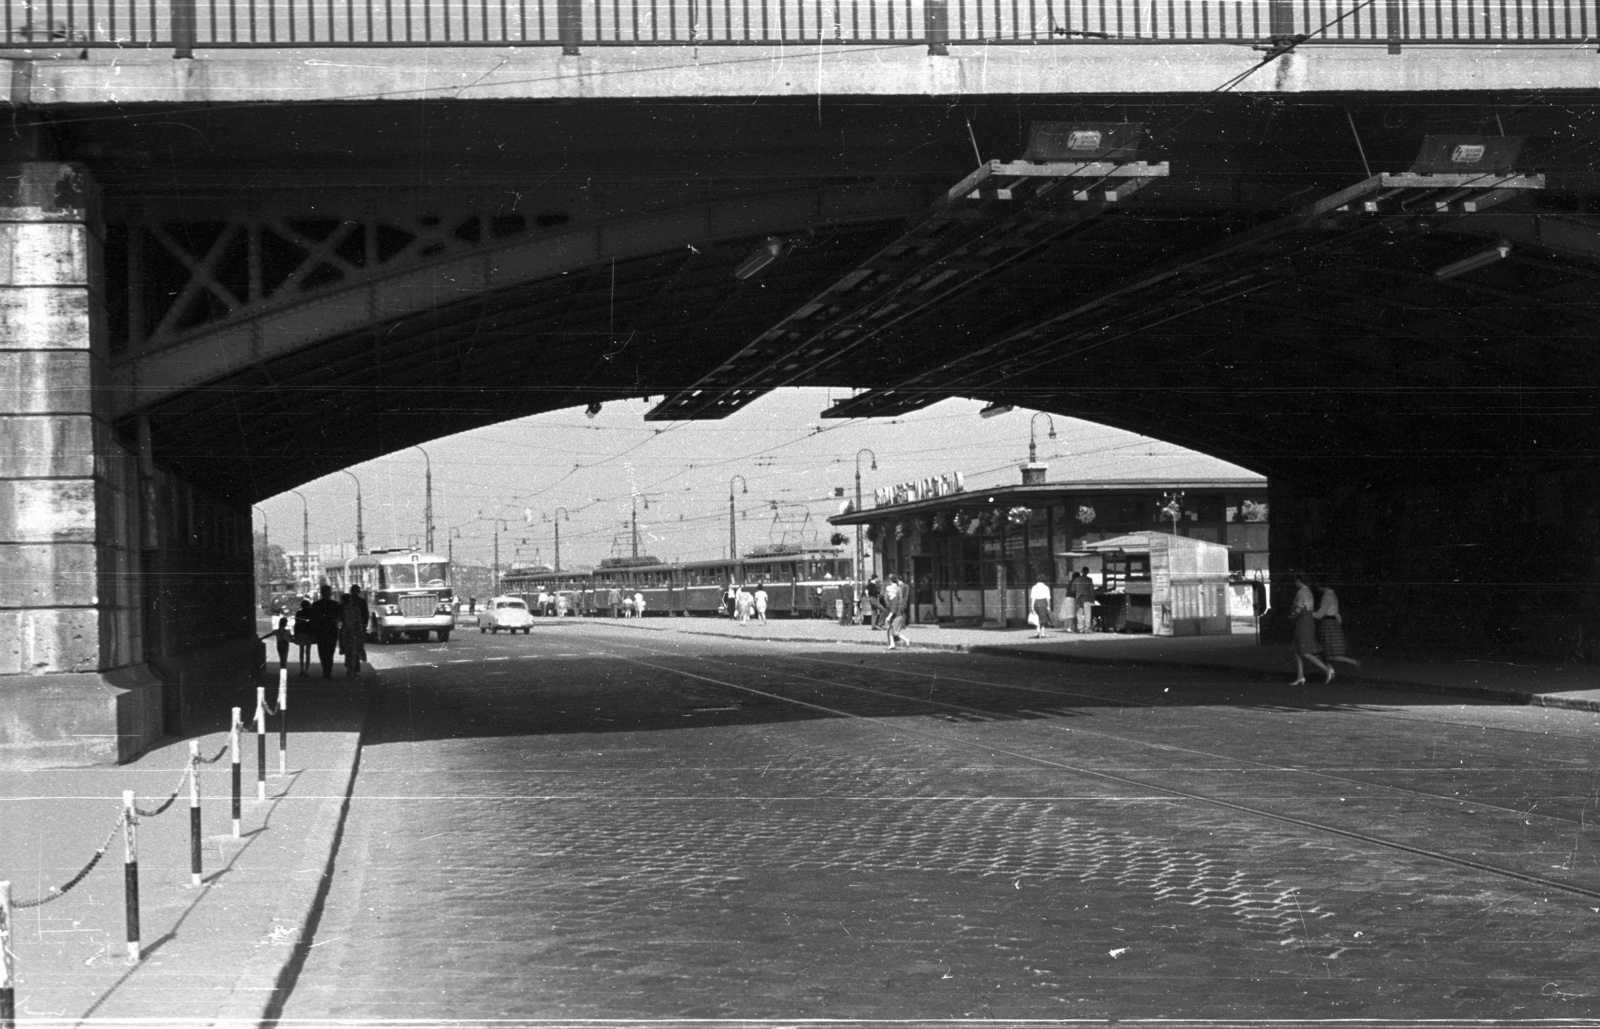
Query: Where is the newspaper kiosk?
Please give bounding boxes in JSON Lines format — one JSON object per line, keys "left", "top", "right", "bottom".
{"left": 1083, "top": 531, "right": 1235, "bottom": 636}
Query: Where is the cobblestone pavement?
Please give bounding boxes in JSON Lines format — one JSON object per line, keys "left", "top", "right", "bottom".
{"left": 276, "top": 621, "right": 1600, "bottom": 1024}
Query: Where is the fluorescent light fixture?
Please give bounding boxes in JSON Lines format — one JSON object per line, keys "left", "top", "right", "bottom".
{"left": 734, "top": 237, "right": 785, "bottom": 280}
{"left": 1435, "top": 241, "right": 1511, "bottom": 281}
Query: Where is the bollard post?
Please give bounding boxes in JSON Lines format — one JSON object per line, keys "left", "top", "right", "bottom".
{"left": 255, "top": 687, "right": 267, "bottom": 803}
{"left": 231, "top": 707, "right": 242, "bottom": 838}
{"left": 188, "top": 741, "right": 202, "bottom": 888}
{"left": 122, "top": 791, "right": 140, "bottom": 962}
{"left": 278, "top": 668, "right": 288, "bottom": 777}
{"left": 1, "top": 880, "right": 14, "bottom": 1029}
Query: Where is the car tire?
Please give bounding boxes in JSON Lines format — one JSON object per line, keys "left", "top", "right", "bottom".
{"left": 479, "top": 627, "right": 486, "bottom": 634}
{"left": 437, "top": 630, "right": 451, "bottom": 643}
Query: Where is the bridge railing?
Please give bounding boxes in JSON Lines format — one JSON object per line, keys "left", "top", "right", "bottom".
{"left": 3, "top": 0, "right": 1592, "bottom": 46}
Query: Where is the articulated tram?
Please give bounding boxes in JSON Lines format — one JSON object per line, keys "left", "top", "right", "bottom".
{"left": 325, "top": 548, "right": 455, "bottom": 643}
{"left": 500, "top": 547, "right": 854, "bottom": 618}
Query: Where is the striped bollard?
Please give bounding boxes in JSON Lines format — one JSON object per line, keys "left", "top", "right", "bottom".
{"left": 278, "top": 668, "right": 288, "bottom": 777}
{"left": 255, "top": 688, "right": 267, "bottom": 803}
{"left": 188, "top": 741, "right": 202, "bottom": 888}
{"left": 230, "top": 708, "right": 242, "bottom": 838}
{"left": 122, "top": 790, "right": 140, "bottom": 962}
{"left": 1, "top": 879, "right": 15, "bottom": 1029}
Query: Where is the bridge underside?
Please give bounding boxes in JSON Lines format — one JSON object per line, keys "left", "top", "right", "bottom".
{"left": 3, "top": 90, "right": 1598, "bottom": 764}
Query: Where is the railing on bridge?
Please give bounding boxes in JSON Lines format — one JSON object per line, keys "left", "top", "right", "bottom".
{"left": 3, "top": 0, "right": 1592, "bottom": 47}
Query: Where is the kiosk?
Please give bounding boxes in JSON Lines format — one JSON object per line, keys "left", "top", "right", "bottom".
{"left": 1083, "top": 531, "right": 1235, "bottom": 636}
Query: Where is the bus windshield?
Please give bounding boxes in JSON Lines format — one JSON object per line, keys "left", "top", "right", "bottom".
{"left": 381, "top": 561, "right": 450, "bottom": 589}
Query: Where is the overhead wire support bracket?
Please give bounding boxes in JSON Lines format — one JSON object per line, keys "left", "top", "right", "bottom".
{"left": 646, "top": 123, "right": 1168, "bottom": 424}
{"left": 823, "top": 135, "right": 1544, "bottom": 422}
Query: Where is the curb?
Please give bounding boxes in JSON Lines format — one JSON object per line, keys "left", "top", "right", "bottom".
{"left": 605, "top": 618, "right": 1600, "bottom": 715}
{"left": 210, "top": 663, "right": 378, "bottom": 1026}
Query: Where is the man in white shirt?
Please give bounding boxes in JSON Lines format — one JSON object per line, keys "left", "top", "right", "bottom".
{"left": 883, "top": 573, "right": 910, "bottom": 649}
{"left": 1029, "top": 577, "right": 1053, "bottom": 638}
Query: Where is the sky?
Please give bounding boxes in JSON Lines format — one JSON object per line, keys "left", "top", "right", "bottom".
{"left": 254, "top": 388, "right": 1259, "bottom": 572}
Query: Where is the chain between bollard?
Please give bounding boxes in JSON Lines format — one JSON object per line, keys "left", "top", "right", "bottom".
{"left": 195, "top": 743, "right": 229, "bottom": 765}
{"left": 12, "top": 811, "right": 126, "bottom": 910}
{"left": 261, "top": 698, "right": 281, "bottom": 718}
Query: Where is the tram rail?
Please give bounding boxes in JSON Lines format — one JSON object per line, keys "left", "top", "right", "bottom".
{"left": 559, "top": 625, "right": 1600, "bottom": 903}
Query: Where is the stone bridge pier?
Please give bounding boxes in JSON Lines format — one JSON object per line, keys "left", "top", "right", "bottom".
{"left": 2, "top": 161, "right": 254, "bottom": 768}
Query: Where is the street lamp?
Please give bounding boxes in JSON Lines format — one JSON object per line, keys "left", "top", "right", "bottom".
{"left": 288, "top": 489, "right": 310, "bottom": 592}
{"left": 448, "top": 526, "right": 463, "bottom": 566}
{"left": 854, "top": 449, "right": 877, "bottom": 583}
{"left": 728, "top": 475, "right": 748, "bottom": 564}
{"left": 551, "top": 507, "right": 570, "bottom": 572}
{"left": 1028, "top": 412, "right": 1057, "bottom": 465}
{"left": 339, "top": 470, "right": 365, "bottom": 554}
{"left": 412, "top": 444, "right": 434, "bottom": 552}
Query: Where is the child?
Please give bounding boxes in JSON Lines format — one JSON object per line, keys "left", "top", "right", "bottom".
{"left": 261, "top": 616, "right": 291, "bottom": 673}
{"left": 293, "top": 599, "right": 314, "bottom": 677}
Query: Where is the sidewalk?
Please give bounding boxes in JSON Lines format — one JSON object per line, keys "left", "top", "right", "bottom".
{"left": 609, "top": 614, "right": 1600, "bottom": 713}
{"left": 1, "top": 662, "right": 370, "bottom": 1025}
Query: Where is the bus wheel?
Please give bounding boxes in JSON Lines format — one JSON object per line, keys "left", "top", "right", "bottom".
{"left": 479, "top": 626, "right": 486, "bottom": 633}
{"left": 437, "top": 629, "right": 451, "bottom": 643}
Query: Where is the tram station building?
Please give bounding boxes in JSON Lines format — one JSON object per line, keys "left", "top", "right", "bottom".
{"left": 830, "top": 465, "right": 1268, "bottom": 631}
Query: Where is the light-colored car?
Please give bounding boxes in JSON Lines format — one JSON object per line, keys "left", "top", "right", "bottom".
{"left": 477, "top": 596, "right": 534, "bottom": 634}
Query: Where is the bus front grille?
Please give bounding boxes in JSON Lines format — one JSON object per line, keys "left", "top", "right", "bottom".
{"left": 400, "top": 595, "right": 435, "bottom": 618}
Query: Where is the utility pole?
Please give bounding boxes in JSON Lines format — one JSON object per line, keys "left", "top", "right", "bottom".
{"left": 728, "top": 475, "right": 748, "bottom": 563}
{"left": 289, "top": 490, "right": 309, "bottom": 591}
{"left": 854, "top": 450, "right": 876, "bottom": 582}
{"left": 413, "top": 445, "right": 434, "bottom": 552}
{"left": 552, "top": 507, "right": 569, "bottom": 572}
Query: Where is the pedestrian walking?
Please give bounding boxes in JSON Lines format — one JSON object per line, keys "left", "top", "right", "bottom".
{"left": 1072, "top": 567, "right": 1096, "bottom": 633}
{"left": 339, "top": 584, "right": 368, "bottom": 678}
{"left": 883, "top": 573, "right": 911, "bottom": 649}
{"left": 292, "top": 599, "right": 314, "bottom": 677}
{"left": 634, "top": 591, "right": 646, "bottom": 618}
{"left": 307, "top": 583, "right": 342, "bottom": 679}
{"left": 608, "top": 586, "right": 622, "bottom": 618}
{"left": 723, "top": 581, "right": 738, "bottom": 618}
{"left": 1289, "top": 573, "right": 1335, "bottom": 685}
{"left": 556, "top": 591, "right": 569, "bottom": 618}
{"left": 865, "top": 574, "right": 884, "bottom": 629}
{"left": 1029, "top": 576, "right": 1053, "bottom": 637}
{"left": 260, "top": 615, "right": 291, "bottom": 673}
{"left": 735, "top": 588, "right": 752, "bottom": 624}
{"left": 754, "top": 583, "right": 769, "bottom": 625}
{"left": 1314, "top": 582, "right": 1361, "bottom": 675}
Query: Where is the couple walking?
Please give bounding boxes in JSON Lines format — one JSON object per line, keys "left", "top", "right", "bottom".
{"left": 1289, "top": 573, "right": 1361, "bottom": 685}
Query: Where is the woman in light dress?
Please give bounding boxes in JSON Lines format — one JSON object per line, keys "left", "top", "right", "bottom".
{"left": 754, "top": 584, "right": 769, "bottom": 625}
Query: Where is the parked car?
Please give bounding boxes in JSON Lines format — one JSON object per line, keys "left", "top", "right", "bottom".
{"left": 477, "top": 596, "right": 534, "bottom": 634}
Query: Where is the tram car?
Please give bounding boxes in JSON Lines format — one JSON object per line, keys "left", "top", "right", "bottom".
{"left": 326, "top": 548, "right": 455, "bottom": 643}
{"left": 502, "top": 547, "right": 854, "bottom": 618}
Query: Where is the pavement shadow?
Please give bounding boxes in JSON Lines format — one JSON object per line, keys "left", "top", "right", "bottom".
{"left": 359, "top": 631, "right": 1519, "bottom": 748}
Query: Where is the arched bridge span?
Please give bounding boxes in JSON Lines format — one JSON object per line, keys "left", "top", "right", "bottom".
{"left": 3, "top": 93, "right": 1598, "bottom": 766}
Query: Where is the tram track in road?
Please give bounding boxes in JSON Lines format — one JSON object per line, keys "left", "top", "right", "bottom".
{"left": 567, "top": 626, "right": 1600, "bottom": 829}
{"left": 561, "top": 625, "right": 1600, "bottom": 905}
